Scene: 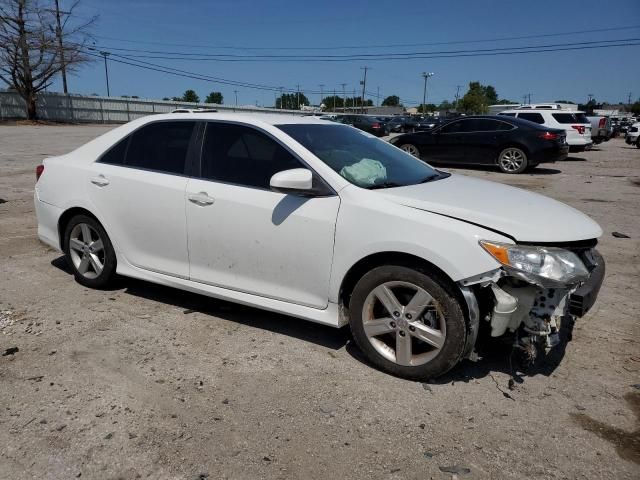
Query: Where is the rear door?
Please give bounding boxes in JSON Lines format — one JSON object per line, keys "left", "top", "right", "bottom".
{"left": 457, "top": 119, "right": 514, "bottom": 164}
{"left": 88, "top": 120, "right": 197, "bottom": 277}
{"left": 185, "top": 122, "right": 340, "bottom": 308}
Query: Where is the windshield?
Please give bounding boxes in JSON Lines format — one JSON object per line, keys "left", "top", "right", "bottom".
{"left": 277, "top": 124, "right": 442, "bottom": 189}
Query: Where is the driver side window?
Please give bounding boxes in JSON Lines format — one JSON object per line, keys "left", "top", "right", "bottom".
{"left": 200, "top": 123, "right": 303, "bottom": 189}
{"left": 440, "top": 120, "right": 463, "bottom": 134}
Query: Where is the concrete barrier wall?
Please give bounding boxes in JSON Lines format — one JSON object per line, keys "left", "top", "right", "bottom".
{"left": 0, "top": 91, "right": 307, "bottom": 123}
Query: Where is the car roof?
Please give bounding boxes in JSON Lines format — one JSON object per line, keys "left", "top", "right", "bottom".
{"left": 500, "top": 109, "right": 585, "bottom": 114}
{"left": 139, "top": 112, "right": 331, "bottom": 126}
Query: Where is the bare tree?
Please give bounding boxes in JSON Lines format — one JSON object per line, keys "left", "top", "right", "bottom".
{"left": 0, "top": 0, "right": 96, "bottom": 119}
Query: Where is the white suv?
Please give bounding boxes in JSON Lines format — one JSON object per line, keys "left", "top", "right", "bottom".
{"left": 500, "top": 109, "right": 593, "bottom": 152}
{"left": 34, "top": 113, "right": 605, "bottom": 379}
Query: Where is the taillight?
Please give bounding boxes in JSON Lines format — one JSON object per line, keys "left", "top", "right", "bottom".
{"left": 539, "top": 131, "right": 559, "bottom": 140}
{"left": 598, "top": 118, "right": 606, "bottom": 128}
{"left": 571, "top": 125, "right": 586, "bottom": 134}
{"left": 372, "top": 123, "right": 381, "bottom": 128}
{"left": 36, "top": 164, "right": 44, "bottom": 181}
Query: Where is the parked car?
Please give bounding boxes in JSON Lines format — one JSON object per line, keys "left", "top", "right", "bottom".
{"left": 625, "top": 122, "right": 640, "bottom": 146}
{"left": 389, "top": 115, "right": 568, "bottom": 174}
{"left": 386, "top": 116, "right": 418, "bottom": 133}
{"left": 586, "top": 116, "right": 612, "bottom": 144}
{"left": 499, "top": 109, "right": 592, "bottom": 152}
{"left": 414, "top": 117, "right": 443, "bottom": 131}
{"left": 34, "top": 113, "right": 604, "bottom": 380}
{"left": 334, "top": 114, "right": 388, "bottom": 136}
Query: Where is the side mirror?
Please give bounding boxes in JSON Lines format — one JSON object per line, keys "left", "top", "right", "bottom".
{"left": 270, "top": 168, "right": 314, "bottom": 195}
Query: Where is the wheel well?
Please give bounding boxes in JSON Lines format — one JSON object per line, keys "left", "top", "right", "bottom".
{"left": 57, "top": 207, "right": 100, "bottom": 250}
{"left": 339, "top": 252, "right": 462, "bottom": 312}
{"left": 497, "top": 143, "right": 530, "bottom": 158}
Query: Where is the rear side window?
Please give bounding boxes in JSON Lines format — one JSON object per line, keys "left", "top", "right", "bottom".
{"left": 125, "top": 121, "right": 196, "bottom": 174}
{"left": 552, "top": 113, "right": 587, "bottom": 124}
{"left": 500, "top": 113, "right": 516, "bottom": 117}
{"left": 99, "top": 136, "right": 129, "bottom": 165}
{"left": 201, "top": 123, "right": 302, "bottom": 189}
{"left": 517, "top": 113, "right": 545, "bottom": 124}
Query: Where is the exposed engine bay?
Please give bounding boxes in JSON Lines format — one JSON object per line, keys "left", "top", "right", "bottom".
{"left": 460, "top": 243, "right": 605, "bottom": 367}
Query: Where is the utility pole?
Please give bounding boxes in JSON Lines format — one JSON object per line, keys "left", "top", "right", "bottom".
{"left": 319, "top": 84, "right": 324, "bottom": 109}
{"left": 52, "top": 0, "right": 69, "bottom": 94}
{"left": 100, "top": 51, "right": 110, "bottom": 96}
{"left": 522, "top": 94, "right": 527, "bottom": 105}
{"left": 528, "top": 93, "right": 532, "bottom": 104}
{"left": 421, "top": 72, "right": 434, "bottom": 116}
{"left": 340, "top": 83, "right": 347, "bottom": 113}
{"left": 454, "top": 85, "right": 462, "bottom": 110}
{"left": 360, "top": 66, "right": 369, "bottom": 114}
{"left": 587, "top": 94, "right": 594, "bottom": 103}
{"left": 332, "top": 89, "right": 336, "bottom": 111}
{"left": 377, "top": 86, "right": 380, "bottom": 107}
{"left": 278, "top": 87, "right": 284, "bottom": 109}
{"left": 234, "top": 90, "right": 238, "bottom": 108}
{"left": 628, "top": 92, "right": 633, "bottom": 105}
{"left": 296, "top": 84, "right": 301, "bottom": 110}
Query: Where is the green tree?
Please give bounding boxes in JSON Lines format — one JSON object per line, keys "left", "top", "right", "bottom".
{"left": 554, "top": 100, "right": 576, "bottom": 104}
{"left": 182, "top": 89, "right": 200, "bottom": 103}
{"left": 322, "top": 95, "right": 344, "bottom": 110}
{"left": 458, "top": 82, "right": 490, "bottom": 114}
{"left": 205, "top": 91, "right": 223, "bottom": 104}
{"left": 630, "top": 101, "right": 640, "bottom": 116}
{"left": 417, "top": 103, "right": 437, "bottom": 113}
{"left": 276, "top": 92, "right": 310, "bottom": 109}
{"left": 438, "top": 100, "right": 454, "bottom": 111}
{"left": 381, "top": 95, "right": 401, "bottom": 107}
{"left": 483, "top": 85, "right": 498, "bottom": 105}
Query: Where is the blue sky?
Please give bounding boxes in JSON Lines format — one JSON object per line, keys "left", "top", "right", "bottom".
{"left": 52, "top": 0, "right": 640, "bottom": 107}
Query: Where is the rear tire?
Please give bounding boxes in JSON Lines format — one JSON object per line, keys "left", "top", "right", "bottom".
{"left": 349, "top": 265, "right": 467, "bottom": 380}
{"left": 63, "top": 214, "right": 116, "bottom": 288}
{"left": 497, "top": 147, "right": 528, "bottom": 174}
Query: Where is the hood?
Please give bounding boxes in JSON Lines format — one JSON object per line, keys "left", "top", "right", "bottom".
{"left": 380, "top": 174, "right": 602, "bottom": 243}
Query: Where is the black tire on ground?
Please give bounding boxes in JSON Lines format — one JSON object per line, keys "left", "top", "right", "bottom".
{"left": 348, "top": 265, "right": 467, "bottom": 380}
{"left": 63, "top": 214, "right": 117, "bottom": 288}
{"left": 497, "top": 146, "right": 529, "bottom": 174}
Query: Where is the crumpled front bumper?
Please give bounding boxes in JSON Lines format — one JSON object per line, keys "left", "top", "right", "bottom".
{"left": 568, "top": 250, "right": 605, "bottom": 317}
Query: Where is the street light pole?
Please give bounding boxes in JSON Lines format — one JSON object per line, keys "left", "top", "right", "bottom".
{"left": 319, "top": 84, "right": 324, "bottom": 110}
{"left": 340, "top": 83, "right": 347, "bottom": 113}
{"left": 421, "top": 72, "right": 434, "bottom": 115}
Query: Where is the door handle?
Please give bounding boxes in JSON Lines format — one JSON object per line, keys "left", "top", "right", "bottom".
{"left": 90, "top": 175, "right": 109, "bottom": 187}
{"left": 188, "top": 192, "right": 215, "bottom": 206}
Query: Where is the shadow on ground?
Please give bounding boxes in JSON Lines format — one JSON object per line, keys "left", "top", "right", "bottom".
{"left": 439, "top": 163, "right": 562, "bottom": 175}
{"left": 52, "top": 255, "right": 571, "bottom": 382}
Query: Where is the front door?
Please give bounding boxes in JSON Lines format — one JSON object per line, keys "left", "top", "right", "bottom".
{"left": 185, "top": 122, "right": 340, "bottom": 308}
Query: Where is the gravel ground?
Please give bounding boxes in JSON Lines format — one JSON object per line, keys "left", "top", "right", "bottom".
{"left": 0, "top": 124, "right": 638, "bottom": 480}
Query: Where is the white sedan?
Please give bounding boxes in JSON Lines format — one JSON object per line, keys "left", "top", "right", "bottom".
{"left": 34, "top": 113, "right": 605, "bottom": 379}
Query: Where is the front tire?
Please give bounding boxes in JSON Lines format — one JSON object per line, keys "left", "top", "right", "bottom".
{"left": 349, "top": 266, "right": 467, "bottom": 380}
{"left": 63, "top": 214, "right": 116, "bottom": 288}
{"left": 497, "top": 147, "right": 528, "bottom": 174}
{"left": 399, "top": 143, "right": 420, "bottom": 158}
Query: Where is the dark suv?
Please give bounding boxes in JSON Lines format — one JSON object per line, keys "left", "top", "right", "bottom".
{"left": 389, "top": 115, "right": 568, "bottom": 174}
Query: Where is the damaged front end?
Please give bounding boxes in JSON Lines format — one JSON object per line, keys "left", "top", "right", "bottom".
{"left": 460, "top": 240, "right": 605, "bottom": 365}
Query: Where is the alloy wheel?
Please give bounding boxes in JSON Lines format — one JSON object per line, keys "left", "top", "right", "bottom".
{"left": 68, "top": 223, "right": 105, "bottom": 279}
{"left": 499, "top": 148, "right": 525, "bottom": 172}
{"left": 400, "top": 144, "right": 420, "bottom": 157}
{"left": 361, "top": 281, "right": 446, "bottom": 366}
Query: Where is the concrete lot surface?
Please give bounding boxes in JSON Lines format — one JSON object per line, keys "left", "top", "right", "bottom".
{"left": 0, "top": 124, "right": 639, "bottom": 479}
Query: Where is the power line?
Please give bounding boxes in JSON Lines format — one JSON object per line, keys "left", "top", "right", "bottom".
{"left": 87, "top": 37, "right": 640, "bottom": 61}
{"left": 90, "top": 24, "right": 640, "bottom": 51}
